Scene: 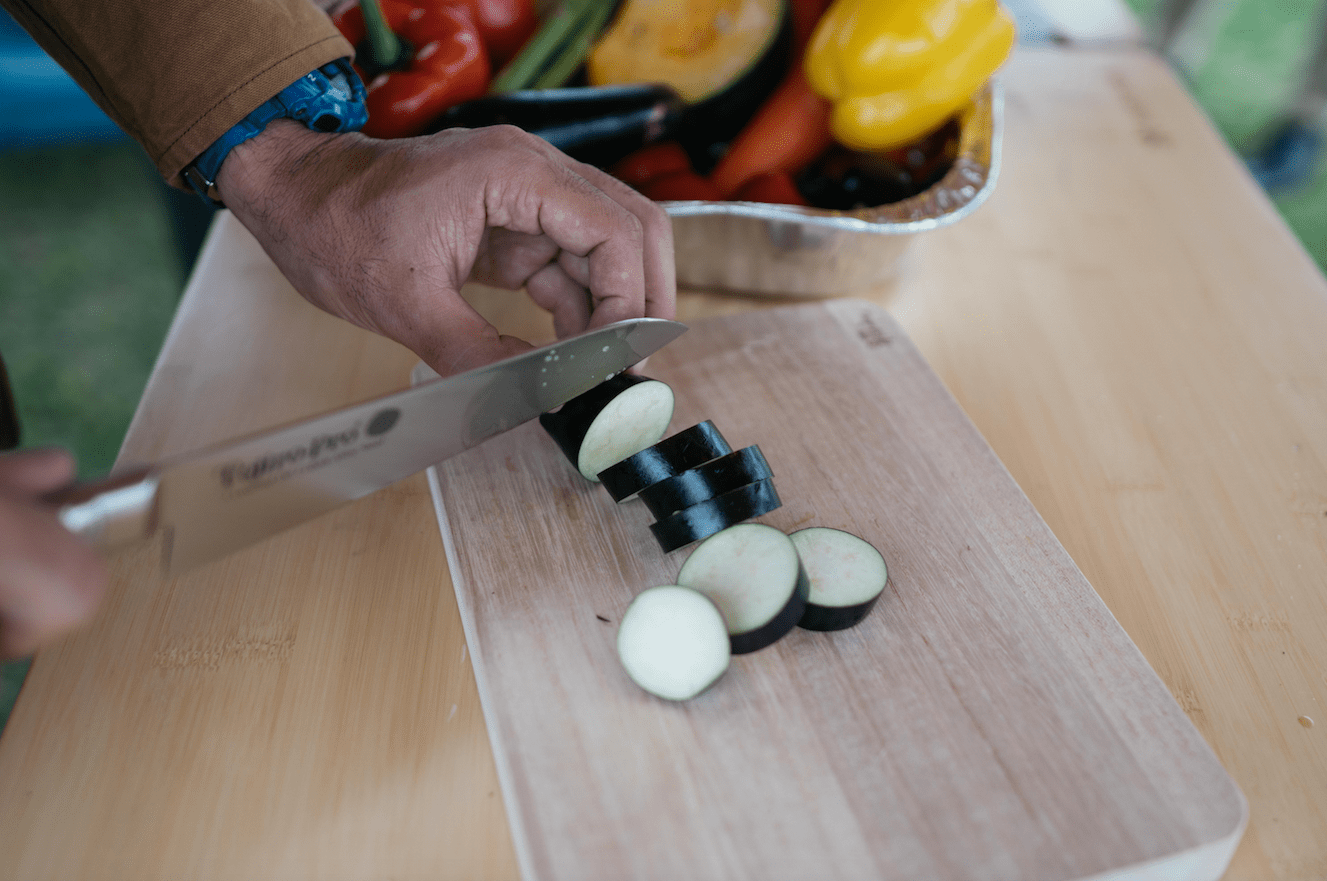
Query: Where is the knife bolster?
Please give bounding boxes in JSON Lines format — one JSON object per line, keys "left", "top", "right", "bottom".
{"left": 53, "top": 468, "right": 160, "bottom": 553}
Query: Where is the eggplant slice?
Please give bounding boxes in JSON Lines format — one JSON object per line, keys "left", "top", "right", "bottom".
{"left": 540, "top": 374, "right": 675, "bottom": 481}
{"left": 676, "top": 523, "right": 808, "bottom": 654}
{"left": 649, "top": 477, "right": 782, "bottom": 553}
{"left": 637, "top": 445, "right": 772, "bottom": 519}
{"left": 790, "top": 527, "right": 889, "bottom": 631}
{"left": 598, "top": 420, "right": 732, "bottom": 501}
{"left": 617, "top": 585, "right": 731, "bottom": 701}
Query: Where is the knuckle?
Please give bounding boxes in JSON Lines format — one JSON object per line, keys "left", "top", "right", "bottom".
{"left": 475, "top": 124, "right": 546, "bottom": 156}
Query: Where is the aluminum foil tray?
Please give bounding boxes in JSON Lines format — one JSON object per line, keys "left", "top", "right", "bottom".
{"left": 664, "top": 81, "right": 1003, "bottom": 298}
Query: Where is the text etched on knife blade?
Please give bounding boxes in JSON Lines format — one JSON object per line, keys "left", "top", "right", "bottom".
{"left": 216, "top": 407, "right": 401, "bottom": 495}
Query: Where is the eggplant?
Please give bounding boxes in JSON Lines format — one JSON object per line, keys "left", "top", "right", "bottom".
{"left": 597, "top": 420, "right": 731, "bottom": 502}
{"left": 676, "top": 523, "right": 808, "bottom": 655}
{"left": 428, "top": 84, "right": 686, "bottom": 169}
{"left": 637, "top": 445, "right": 772, "bottom": 520}
{"left": 616, "top": 584, "right": 731, "bottom": 700}
{"left": 540, "top": 373, "right": 675, "bottom": 481}
{"left": 789, "top": 527, "right": 889, "bottom": 631}
{"left": 649, "top": 477, "right": 782, "bottom": 553}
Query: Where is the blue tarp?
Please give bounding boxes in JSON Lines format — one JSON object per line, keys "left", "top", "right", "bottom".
{"left": 1, "top": 10, "right": 125, "bottom": 150}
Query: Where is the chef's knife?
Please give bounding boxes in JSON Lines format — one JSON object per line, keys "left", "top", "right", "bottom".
{"left": 50, "top": 317, "right": 686, "bottom": 575}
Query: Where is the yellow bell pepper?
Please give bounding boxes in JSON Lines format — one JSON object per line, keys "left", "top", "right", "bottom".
{"left": 804, "top": 0, "right": 1015, "bottom": 151}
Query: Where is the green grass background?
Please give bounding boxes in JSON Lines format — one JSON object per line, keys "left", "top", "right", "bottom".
{"left": 1128, "top": 0, "right": 1327, "bottom": 260}
{"left": 3, "top": 0, "right": 1327, "bottom": 732}
{"left": 0, "top": 142, "right": 183, "bottom": 731}
{"left": 1, "top": 142, "right": 184, "bottom": 474}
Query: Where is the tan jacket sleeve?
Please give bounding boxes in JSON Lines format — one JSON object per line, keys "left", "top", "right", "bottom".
{"left": 1, "top": 0, "right": 354, "bottom": 186}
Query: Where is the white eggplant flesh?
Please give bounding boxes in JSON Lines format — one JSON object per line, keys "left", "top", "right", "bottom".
{"left": 676, "top": 522, "right": 808, "bottom": 654}
{"left": 790, "top": 527, "right": 888, "bottom": 631}
{"left": 577, "top": 380, "right": 675, "bottom": 480}
{"left": 617, "top": 585, "right": 731, "bottom": 701}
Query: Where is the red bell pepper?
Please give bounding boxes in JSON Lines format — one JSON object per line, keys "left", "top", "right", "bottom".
{"left": 333, "top": 0, "right": 491, "bottom": 140}
{"left": 609, "top": 142, "right": 693, "bottom": 190}
{"left": 449, "top": 0, "right": 538, "bottom": 69}
{"left": 640, "top": 171, "right": 724, "bottom": 203}
{"left": 732, "top": 171, "right": 809, "bottom": 206}
{"left": 790, "top": 0, "right": 835, "bottom": 53}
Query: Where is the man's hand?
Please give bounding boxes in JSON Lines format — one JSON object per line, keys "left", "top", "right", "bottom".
{"left": 217, "top": 120, "right": 677, "bottom": 376}
{"left": 0, "top": 449, "right": 107, "bottom": 659}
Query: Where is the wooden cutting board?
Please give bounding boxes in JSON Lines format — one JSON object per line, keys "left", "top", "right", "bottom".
{"left": 426, "top": 299, "right": 1246, "bottom": 881}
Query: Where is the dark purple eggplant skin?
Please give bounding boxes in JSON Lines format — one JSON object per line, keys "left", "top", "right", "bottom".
{"left": 797, "top": 594, "right": 881, "bottom": 632}
{"left": 795, "top": 119, "right": 960, "bottom": 210}
{"left": 598, "top": 421, "right": 732, "bottom": 502}
{"left": 539, "top": 373, "right": 658, "bottom": 475}
{"left": 729, "top": 559, "right": 809, "bottom": 655}
{"left": 648, "top": 477, "right": 782, "bottom": 553}
{"left": 637, "top": 445, "right": 771, "bottom": 519}
{"left": 427, "top": 84, "right": 686, "bottom": 169}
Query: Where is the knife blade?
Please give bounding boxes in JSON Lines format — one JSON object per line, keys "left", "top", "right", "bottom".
{"left": 52, "top": 317, "right": 687, "bottom": 575}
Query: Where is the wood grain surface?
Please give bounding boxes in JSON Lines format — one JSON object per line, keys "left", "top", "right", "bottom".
{"left": 0, "top": 45, "right": 1324, "bottom": 881}
{"left": 0, "top": 217, "right": 520, "bottom": 880}
{"left": 429, "top": 299, "right": 1245, "bottom": 881}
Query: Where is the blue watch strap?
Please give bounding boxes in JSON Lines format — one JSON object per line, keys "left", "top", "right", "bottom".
{"left": 184, "top": 58, "right": 368, "bottom": 206}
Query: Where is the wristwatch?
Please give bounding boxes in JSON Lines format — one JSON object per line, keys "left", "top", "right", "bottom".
{"left": 183, "top": 58, "right": 369, "bottom": 206}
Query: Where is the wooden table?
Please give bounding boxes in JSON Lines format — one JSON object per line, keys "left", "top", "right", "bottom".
{"left": 1, "top": 45, "right": 1324, "bottom": 880}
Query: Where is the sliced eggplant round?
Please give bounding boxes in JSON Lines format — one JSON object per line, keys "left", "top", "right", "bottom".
{"left": 617, "top": 584, "right": 731, "bottom": 701}
{"left": 597, "top": 420, "right": 732, "bottom": 502}
{"left": 676, "top": 523, "right": 808, "bottom": 654}
{"left": 637, "top": 445, "right": 772, "bottom": 519}
{"left": 790, "top": 527, "right": 889, "bottom": 632}
{"left": 540, "top": 373, "right": 675, "bottom": 481}
{"left": 649, "top": 477, "right": 782, "bottom": 553}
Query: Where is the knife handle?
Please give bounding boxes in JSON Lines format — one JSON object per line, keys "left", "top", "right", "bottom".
{"left": 2, "top": 354, "right": 158, "bottom": 554}
{"left": 47, "top": 467, "right": 160, "bottom": 554}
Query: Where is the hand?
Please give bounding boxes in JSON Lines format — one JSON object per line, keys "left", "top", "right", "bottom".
{"left": 217, "top": 120, "right": 676, "bottom": 376}
{"left": 0, "top": 449, "right": 107, "bottom": 659}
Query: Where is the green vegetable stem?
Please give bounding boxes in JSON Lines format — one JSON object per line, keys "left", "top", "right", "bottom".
{"left": 359, "top": 0, "right": 407, "bottom": 72}
{"left": 491, "top": 0, "right": 616, "bottom": 93}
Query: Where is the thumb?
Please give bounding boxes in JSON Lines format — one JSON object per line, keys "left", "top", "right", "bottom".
{"left": 0, "top": 494, "right": 108, "bottom": 658}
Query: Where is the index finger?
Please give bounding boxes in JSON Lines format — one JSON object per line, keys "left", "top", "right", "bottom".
{"left": 572, "top": 161, "right": 677, "bottom": 326}
{"left": 487, "top": 140, "right": 674, "bottom": 328}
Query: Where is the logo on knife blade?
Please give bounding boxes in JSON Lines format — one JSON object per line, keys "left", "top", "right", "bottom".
{"left": 367, "top": 407, "right": 400, "bottom": 437}
{"left": 216, "top": 408, "right": 400, "bottom": 492}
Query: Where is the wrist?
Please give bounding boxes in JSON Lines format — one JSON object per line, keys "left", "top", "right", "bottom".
{"left": 215, "top": 119, "right": 343, "bottom": 212}
{"left": 184, "top": 59, "right": 367, "bottom": 205}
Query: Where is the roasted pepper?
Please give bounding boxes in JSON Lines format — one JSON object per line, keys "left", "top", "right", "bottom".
{"left": 450, "top": 0, "right": 539, "bottom": 69}
{"left": 333, "top": 0, "right": 491, "bottom": 139}
{"left": 804, "top": 0, "right": 1014, "bottom": 151}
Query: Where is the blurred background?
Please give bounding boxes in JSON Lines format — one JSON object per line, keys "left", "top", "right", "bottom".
{"left": 2, "top": 0, "right": 1326, "bottom": 728}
